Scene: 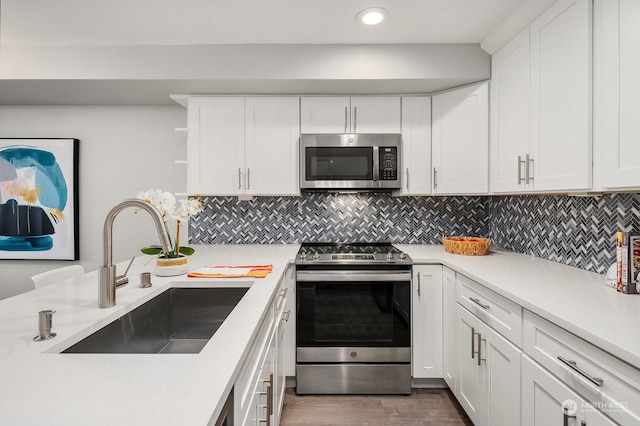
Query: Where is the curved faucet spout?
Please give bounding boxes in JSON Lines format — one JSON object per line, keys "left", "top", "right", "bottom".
{"left": 99, "top": 199, "right": 172, "bottom": 308}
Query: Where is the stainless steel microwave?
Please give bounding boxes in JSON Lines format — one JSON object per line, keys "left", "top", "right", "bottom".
{"left": 300, "top": 134, "right": 402, "bottom": 190}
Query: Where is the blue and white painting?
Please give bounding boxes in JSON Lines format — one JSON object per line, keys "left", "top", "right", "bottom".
{"left": 0, "top": 139, "right": 79, "bottom": 260}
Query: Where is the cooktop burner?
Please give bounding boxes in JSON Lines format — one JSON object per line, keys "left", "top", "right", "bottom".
{"left": 296, "top": 242, "right": 412, "bottom": 265}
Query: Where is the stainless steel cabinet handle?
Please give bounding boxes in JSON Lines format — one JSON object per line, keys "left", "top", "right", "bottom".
{"left": 279, "top": 287, "right": 288, "bottom": 298}
{"left": 247, "top": 168, "right": 251, "bottom": 190}
{"left": 353, "top": 106, "right": 357, "bottom": 132}
{"left": 525, "top": 154, "right": 534, "bottom": 184}
{"left": 563, "top": 407, "right": 576, "bottom": 426}
{"left": 282, "top": 309, "right": 291, "bottom": 322}
{"left": 433, "top": 167, "right": 437, "bottom": 189}
{"left": 417, "top": 272, "right": 421, "bottom": 296}
{"left": 469, "top": 297, "right": 490, "bottom": 310}
{"left": 471, "top": 327, "right": 476, "bottom": 359}
{"left": 405, "top": 168, "right": 410, "bottom": 190}
{"left": 557, "top": 356, "right": 604, "bottom": 387}
{"left": 517, "top": 156, "right": 525, "bottom": 184}
{"left": 238, "top": 168, "right": 242, "bottom": 190}
{"left": 344, "top": 106, "right": 348, "bottom": 133}
{"left": 477, "top": 334, "right": 486, "bottom": 366}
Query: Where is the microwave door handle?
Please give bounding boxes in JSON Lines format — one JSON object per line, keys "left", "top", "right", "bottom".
{"left": 372, "top": 146, "right": 379, "bottom": 181}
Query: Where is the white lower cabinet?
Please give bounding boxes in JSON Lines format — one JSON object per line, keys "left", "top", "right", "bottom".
{"left": 442, "top": 267, "right": 457, "bottom": 392}
{"left": 522, "top": 355, "right": 617, "bottom": 426}
{"left": 235, "top": 279, "right": 288, "bottom": 426}
{"left": 412, "top": 265, "right": 443, "bottom": 379}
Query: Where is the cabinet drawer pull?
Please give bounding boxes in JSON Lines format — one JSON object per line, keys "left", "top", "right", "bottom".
{"left": 238, "top": 168, "right": 242, "bottom": 190}
{"left": 281, "top": 309, "right": 291, "bottom": 322}
{"left": 525, "top": 154, "right": 534, "bottom": 184}
{"left": 517, "top": 156, "right": 525, "bottom": 184}
{"left": 557, "top": 356, "right": 604, "bottom": 387}
{"left": 405, "top": 168, "right": 409, "bottom": 190}
{"left": 344, "top": 106, "right": 348, "bottom": 133}
{"left": 469, "top": 297, "right": 489, "bottom": 310}
{"left": 433, "top": 167, "right": 437, "bottom": 189}
{"left": 417, "top": 272, "right": 421, "bottom": 297}
{"left": 471, "top": 327, "right": 476, "bottom": 359}
{"left": 279, "top": 287, "right": 288, "bottom": 298}
{"left": 353, "top": 106, "right": 357, "bottom": 132}
{"left": 247, "top": 168, "right": 251, "bottom": 190}
{"left": 477, "top": 333, "right": 486, "bottom": 366}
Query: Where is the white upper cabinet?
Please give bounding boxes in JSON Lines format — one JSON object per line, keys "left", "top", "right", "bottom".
{"left": 490, "top": 29, "right": 530, "bottom": 193}
{"left": 399, "top": 96, "right": 432, "bottom": 195}
{"left": 432, "top": 82, "right": 489, "bottom": 194}
{"left": 300, "top": 96, "right": 400, "bottom": 134}
{"left": 244, "top": 97, "right": 300, "bottom": 196}
{"left": 187, "top": 97, "right": 245, "bottom": 196}
{"left": 595, "top": 0, "right": 640, "bottom": 189}
{"left": 530, "top": 0, "right": 592, "bottom": 192}
{"left": 489, "top": 0, "right": 592, "bottom": 193}
{"left": 187, "top": 96, "right": 300, "bottom": 196}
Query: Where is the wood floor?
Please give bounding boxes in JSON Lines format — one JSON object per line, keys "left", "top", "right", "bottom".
{"left": 280, "top": 388, "right": 473, "bottom": 426}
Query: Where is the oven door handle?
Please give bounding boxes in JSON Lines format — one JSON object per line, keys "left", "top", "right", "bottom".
{"left": 296, "top": 271, "right": 412, "bottom": 282}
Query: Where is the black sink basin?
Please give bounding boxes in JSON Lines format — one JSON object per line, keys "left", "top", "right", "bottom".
{"left": 63, "top": 287, "right": 249, "bottom": 354}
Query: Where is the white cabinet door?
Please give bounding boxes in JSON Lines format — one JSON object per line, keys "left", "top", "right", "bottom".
{"left": 300, "top": 97, "right": 350, "bottom": 133}
{"left": 595, "top": 0, "right": 640, "bottom": 189}
{"left": 350, "top": 96, "right": 401, "bottom": 133}
{"left": 456, "top": 304, "right": 484, "bottom": 426}
{"left": 521, "top": 355, "right": 617, "bottom": 426}
{"left": 442, "top": 267, "right": 457, "bottom": 394}
{"left": 244, "top": 97, "right": 300, "bottom": 196}
{"left": 187, "top": 97, "right": 245, "bottom": 196}
{"left": 300, "top": 96, "right": 400, "bottom": 134}
{"left": 484, "top": 325, "right": 521, "bottom": 426}
{"left": 399, "top": 96, "right": 432, "bottom": 195}
{"left": 529, "top": 0, "right": 592, "bottom": 192}
{"left": 411, "top": 265, "right": 443, "bottom": 379}
{"left": 490, "top": 28, "right": 531, "bottom": 193}
{"left": 432, "top": 82, "right": 489, "bottom": 194}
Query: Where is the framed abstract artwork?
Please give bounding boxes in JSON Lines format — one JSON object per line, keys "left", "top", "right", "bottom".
{"left": 0, "top": 138, "right": 79, "bottom": 260}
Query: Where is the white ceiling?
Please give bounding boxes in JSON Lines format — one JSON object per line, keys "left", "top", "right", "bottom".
{"left": 2, "top": 0, "right": 525, "bottom": 46}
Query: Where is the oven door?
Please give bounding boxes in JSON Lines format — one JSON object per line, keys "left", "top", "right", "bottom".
{"left": 296, "top": 269, "right": 411, "bottom": 363}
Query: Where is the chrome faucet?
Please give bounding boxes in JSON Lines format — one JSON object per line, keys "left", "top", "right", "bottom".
{"left": 98, "top": 199, "right": 172, "bottom": 308}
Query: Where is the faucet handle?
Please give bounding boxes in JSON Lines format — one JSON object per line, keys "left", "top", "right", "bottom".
{"left": 115, "top": 256, "right": 135, "bottom": 288}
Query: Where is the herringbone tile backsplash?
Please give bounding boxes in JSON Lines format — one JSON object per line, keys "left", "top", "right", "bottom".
{"left": 189, "top": 192, "right": 640, "bottom": 274}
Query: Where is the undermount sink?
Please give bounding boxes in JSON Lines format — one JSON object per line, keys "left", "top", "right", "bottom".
{"left": 63, "top": 287, "right": 249, "bottom": 354}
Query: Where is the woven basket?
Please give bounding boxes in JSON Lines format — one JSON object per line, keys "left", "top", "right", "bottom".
{"left": 442, "top": 236, "right": 492, "bottom": 256}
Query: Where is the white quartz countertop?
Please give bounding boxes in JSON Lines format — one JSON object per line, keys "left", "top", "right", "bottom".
{"left": 396, "top": 244, "right": 640, "bottom": 369}
{"left": 2, "top": 243, "right": 639, "bottom": 425}
{"left": 0, "top": 244, "right": 300, "bottom": 426}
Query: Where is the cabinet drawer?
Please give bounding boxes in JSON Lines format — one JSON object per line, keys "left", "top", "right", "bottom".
{"left": 456, "top": 273, "right": 523, "bottom": 347}
{"left": 524, "top": 309, "right": 640, "bottom": 425}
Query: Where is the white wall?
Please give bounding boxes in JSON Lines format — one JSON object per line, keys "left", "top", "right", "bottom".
{"left": 0, "top": 105, "right": 187, "bottom": 299}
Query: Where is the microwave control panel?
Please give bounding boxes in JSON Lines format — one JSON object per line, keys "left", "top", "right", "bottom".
{"left": 379, "top": 147, "right": 398, "bottom": 180}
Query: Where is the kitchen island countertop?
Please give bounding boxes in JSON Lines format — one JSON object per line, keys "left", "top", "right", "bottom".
{"left": 0, "top": 244, "right": 299, "bottom": 426}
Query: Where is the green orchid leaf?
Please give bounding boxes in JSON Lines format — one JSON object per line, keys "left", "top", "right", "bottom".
{"left": 140, "top": 246, "right": 163, "bottom": 255}
{"left": 178, "top": 246, "right": 195, "bottom": 256}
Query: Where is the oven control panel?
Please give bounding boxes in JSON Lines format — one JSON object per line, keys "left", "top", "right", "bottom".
{"left": 379, "top": 147, "right": 398, "bottom": 180}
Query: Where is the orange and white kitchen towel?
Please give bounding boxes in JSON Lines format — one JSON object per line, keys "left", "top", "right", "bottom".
{"left": 187, "top": 264, "right": 273, "bottom": 278}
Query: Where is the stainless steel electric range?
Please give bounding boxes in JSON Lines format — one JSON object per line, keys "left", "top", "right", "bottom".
{"left": 295, "top": 243, "right": 413, "bottom": 395}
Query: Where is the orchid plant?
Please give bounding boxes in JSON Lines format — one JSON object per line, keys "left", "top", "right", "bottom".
{"left": 136, "top": 189, "right": 203, "bottom": 258}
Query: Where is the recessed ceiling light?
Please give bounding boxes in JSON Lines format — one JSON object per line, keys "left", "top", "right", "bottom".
{"left": 356, "top": 8, "right": 388, "bottom": 26}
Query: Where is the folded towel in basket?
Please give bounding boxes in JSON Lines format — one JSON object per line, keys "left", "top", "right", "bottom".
{"left": 187, "top": 264, "right": 273, "bottom": 278}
